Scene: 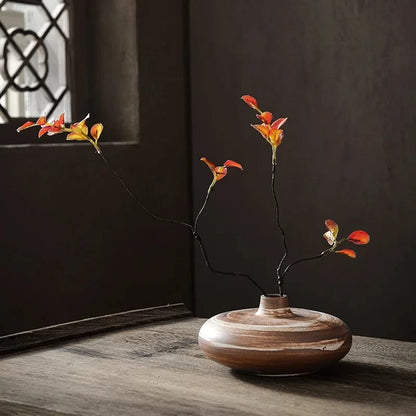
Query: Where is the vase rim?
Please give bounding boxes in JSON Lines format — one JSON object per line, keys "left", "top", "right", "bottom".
{"left": 262, "top": 294, "right": 288, "bottom": 299}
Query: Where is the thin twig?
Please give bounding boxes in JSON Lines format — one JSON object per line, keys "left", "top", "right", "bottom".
{"left": 98, "top": 152, "right": 193, "bottom": 231}
{"left": 271, "top": 161, "right": 288, "bottom": 293}
{"left": 281, "top": 249, "right": 332, "bottom": 278}
{"left": 97, "top": 150, "right": 267, "bottom": 295}
{"left": 193, "top": 233, "right": 267, "bottom": 296}
{"left": 193, "top": 185, "right": 212, "bottom": 233}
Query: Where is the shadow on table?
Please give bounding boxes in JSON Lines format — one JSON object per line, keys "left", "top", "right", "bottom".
{"left": 231, "top": 360, "right": 416, "bottom": 403}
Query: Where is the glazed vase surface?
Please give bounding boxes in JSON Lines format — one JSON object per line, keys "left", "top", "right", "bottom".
{"left": 198, "top": 295, "right": 352, "bottom": 375}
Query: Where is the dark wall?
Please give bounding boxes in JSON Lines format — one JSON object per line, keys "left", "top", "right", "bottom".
{"left": 190, "top": 0, "right": 416, "bottom": 341}
{"left": 0, "top": 0, "right": 191, "bottom": 336}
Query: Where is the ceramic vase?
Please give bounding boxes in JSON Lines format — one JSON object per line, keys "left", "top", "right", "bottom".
{"left": 198, "top": 295, "right": 352, "bottom": 375}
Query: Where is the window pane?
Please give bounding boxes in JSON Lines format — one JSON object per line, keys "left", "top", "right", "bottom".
{"left": 0, "top": 0, "right": 71, "bottom": 123}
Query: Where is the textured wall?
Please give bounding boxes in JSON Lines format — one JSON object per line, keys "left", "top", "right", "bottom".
{"left": 190, "top": 0, "right": 416, "bottom": 341}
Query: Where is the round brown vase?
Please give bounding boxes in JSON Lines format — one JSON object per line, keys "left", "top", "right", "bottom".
{"left": 198, "top": 295, "right": 352, "bottom": 375}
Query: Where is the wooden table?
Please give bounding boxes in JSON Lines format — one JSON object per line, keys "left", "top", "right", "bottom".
{"left": 0, "top": 305, "right": 415, "bottom": 416}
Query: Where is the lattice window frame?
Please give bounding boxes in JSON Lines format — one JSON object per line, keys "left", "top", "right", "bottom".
{"left": 0, "top": 0, "right": 81, "bottom": 144}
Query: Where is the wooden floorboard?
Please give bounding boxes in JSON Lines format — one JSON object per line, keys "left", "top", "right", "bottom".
{"left": 0, "top": 318, "right": 415, "bottom": 415}
{"left": 0, "top": 400, "right": 75, "bottom": 416}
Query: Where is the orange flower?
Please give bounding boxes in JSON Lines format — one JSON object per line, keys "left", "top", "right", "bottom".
{"left": 242, "top": 94, "right": 287, "bottom": 162}
{"left": 323, "top": 219, "right": 370, "bottom": 258}
{"left": 200, "top": 157, "right": 243, "bottom": 187}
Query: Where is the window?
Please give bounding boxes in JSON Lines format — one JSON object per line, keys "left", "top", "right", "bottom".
{"left": 0, "top": 0, "right": 71, "bottom": 126}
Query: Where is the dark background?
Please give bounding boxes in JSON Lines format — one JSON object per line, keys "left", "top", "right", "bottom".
{"left": 0, "top": 0, "right": 415, "bottom": 342}
{"left": 190, "top": 0, "right": 416, "bottom": 341}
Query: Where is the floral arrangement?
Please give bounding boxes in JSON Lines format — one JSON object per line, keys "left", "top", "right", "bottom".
{"left": 17, "top": 95, "right": 370, "bottom": 297}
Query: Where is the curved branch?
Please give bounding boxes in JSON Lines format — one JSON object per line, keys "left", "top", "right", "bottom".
{"left": 281, "top": 249, "right": 332, "bottom": 278}
{"left": 194, "top": 233, "right": 267, "bottom": 296}
{"left": 193, "top": 184, "right": 213, "bottom": 233}
{"left": 97, "top": 149, "right": 267, "bottom": 295}
{"left": 98, "top": 152, "right": 193, "bottom": 231}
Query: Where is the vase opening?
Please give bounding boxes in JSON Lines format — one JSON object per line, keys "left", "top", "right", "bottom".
{"left": 255, "top": 294, "right": 291, "bottom": 317}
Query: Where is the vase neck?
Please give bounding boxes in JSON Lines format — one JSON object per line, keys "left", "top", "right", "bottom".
{"left": 255, "top": 295, "right": 292, "bottom": 317}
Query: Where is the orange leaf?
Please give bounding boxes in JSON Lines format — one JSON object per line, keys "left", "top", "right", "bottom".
{"left": 347, "top": 230, "right": 370, "bottom": 245}
{"left": 335, "top": 249, "right": 356, "bottom": 258}
{"left": 325, "top": 219, "right": 339, "bottom": 239}
{"left": 251, "top": 124, "right": 270, "bottom": 140}
{"left": 71, "top": 114, "right": 90, "bottom": 130}
{"left": 256, "top": 112, "right": 273, "bottom": 124}
{"left": 269, "top": 128, "right": 283, "bottom": 147}
{"left": 57, "top": 113, "right": 65, "bottom": 125}
{"left": 66, "top": 132, "right": 88, "bottom": 141}
{"left": 223, "top": 160, "right": 243, "bottom": 170}
{"left": 91, "top": 123, "right": 103, "bottom": 141}
{"left": 241, "top": 95, "right": 260, "bottom": 111}
{"left": 271, "top": 117, "right": 288, "bottom": 130}
{"left": 200, "top": 157, "right": 216, "bottom": 173}
{"left": 36, "top": 116, "right": 47, "bottom": 125}
{"left": 17, "top": 121, "right": 34, "bottom": 132}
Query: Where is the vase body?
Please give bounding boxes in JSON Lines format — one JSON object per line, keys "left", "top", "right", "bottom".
{"left": 198, "top": 295, "right": 352, "bottom": 375}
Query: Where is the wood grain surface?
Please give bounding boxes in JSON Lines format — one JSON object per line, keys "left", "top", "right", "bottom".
{"left": 0, "top": 317, "right": 415, "bottom": 416}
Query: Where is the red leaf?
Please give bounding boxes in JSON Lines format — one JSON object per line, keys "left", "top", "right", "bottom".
{"left": 241, "top": 95, "right": 260, "bottom": 111}
{"left": 200, "top": 157, "right": 216, "bottom": 173}
{"left": 38, "top": 126, "right": 51, "bottom": 138}
{"left": 271, "top": 117, "right": 288, "bottom": 129}
{"left": 16, "top": 121, "right": 34, "bottom": 132}
{"left": 223, "top": 160, "right": 243, "bottom": 170}
{"left": 256, "top": 111, "right": 273, "bottom": 124}
{"left": 325, "top": 219, "right": 339, "bottom": 238}
{"left": 347, "top": 230, "right": 370, "bottom": 245}
{"left": 58, "top": 113, "right": 65, "bottom": 125}
{"left": 335, "top": 249, "right": 356, "bottom": 258}
{"left": 36, "top": 117, "right": 47, "bottom": 125}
